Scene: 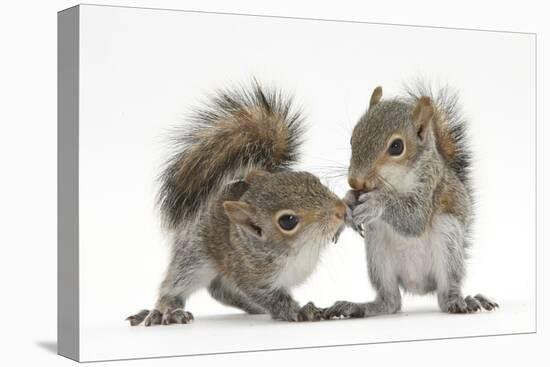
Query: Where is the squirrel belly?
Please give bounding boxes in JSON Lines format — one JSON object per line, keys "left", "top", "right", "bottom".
{"left": 366, "top": 214, "right": 464, "bottom": 295}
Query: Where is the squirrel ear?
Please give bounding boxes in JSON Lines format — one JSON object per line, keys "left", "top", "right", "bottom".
{"left": 223, "top": 201, "right": 264, "bottom": 239}
{"left": 244, "top": 169, "right": 270, "bottom": 184}
{"left": 412, "top": 96, "right": 434, "bottom": 142}
{"left": 369, "top": 86, "right": 383, "bottom": 108}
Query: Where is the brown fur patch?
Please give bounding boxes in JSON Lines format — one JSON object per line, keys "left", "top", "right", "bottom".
{"left": 432, "top": 109, "right": 457, "bottom": 162}
{"left": 433, "top": 179, "right": 462, "bottom": 217}
{"left": 175, "top": 106, "right": 290, "bottom": 183}
{"left": 244, "top": 106, "right": 290, "bottom": 165}
{"left": 245, "top": 169, "right": 270, "bottom": 184}
{"left": 438, "top": 189, "right": 456, "bottom": 214}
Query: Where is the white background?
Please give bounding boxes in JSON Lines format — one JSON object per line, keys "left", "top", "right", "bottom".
{"left": 0, "top": 0, "right": 547, "bottom": 366}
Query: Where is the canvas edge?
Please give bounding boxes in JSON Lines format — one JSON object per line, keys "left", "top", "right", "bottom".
{"left": 58, "top": 4, "right": 80, "bottom": 362}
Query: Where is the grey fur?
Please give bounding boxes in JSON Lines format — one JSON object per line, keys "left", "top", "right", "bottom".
{"left": 325, "top": 83, "right": 497, "bottom": 320}
{"left": 128, "top": 82, "right": 344, "bottom": 325}
{"left": 208, "top": 275, "right": 266, "bottom": 315}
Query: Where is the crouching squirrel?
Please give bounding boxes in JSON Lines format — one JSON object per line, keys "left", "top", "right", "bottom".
{"left": 324, "top": 84, "right": 498, "bottom": 319}
{"left": 127, "top": 82, "right": 346, "bottom": 325}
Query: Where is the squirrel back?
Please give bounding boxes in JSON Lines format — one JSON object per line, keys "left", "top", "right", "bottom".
{"left": 158, "top": 81, "right": 305, "bottom": 229}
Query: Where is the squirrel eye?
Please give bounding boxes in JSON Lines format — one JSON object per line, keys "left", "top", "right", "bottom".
{"left": 388, "top": 138, "right": 404, "bottom": 156}
{"left": 278, "top": 214, "right": 299, "bottom": 231}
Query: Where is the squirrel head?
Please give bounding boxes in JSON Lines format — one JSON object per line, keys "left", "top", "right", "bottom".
{"left": 223, "top": 170, "right": 346, "bottom": 248}
{"left": 348, "top": 86, "right": 435, "bottom": 193}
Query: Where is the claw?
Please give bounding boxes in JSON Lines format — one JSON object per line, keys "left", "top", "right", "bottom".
{"left": 332, "top": 225, "right": 344, "bottom": 243}
{"left": 126, "top": 309, "right": 150, "bottom": 326}
{"left": 348, "top": 220, "right": 364, "bottom": 237}
{"left": 357, "top": 224, "right": 365, "bottom": 238}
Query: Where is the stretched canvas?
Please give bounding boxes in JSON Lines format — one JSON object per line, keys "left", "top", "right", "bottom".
{"left": 58, "top": 4, "right": 536, "bottom": 362}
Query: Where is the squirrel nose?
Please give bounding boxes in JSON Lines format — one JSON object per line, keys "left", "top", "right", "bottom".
{"left": 333, "top": 200, "right": 346, "bottom": 220}
{"left": 348, "top": 176, "right": 366, "bottom": 191}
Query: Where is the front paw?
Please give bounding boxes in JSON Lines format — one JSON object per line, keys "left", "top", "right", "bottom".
{"left": 352, "top": 192, "right": 384, "bottom": 227}
{"left": 297, "top": 301, "right": 324, "bottom": 322}
{"left": 126, "top": 309, "right": 150, "bottom": 326}
{"left": 343, "top": 190, "right": 361, "bottom": 210}
{"left": 126, "top": 308, "right": 194, "bottom": 326}
{"left": 342, "top": 190, "right": 363, "bottom": 236}
{"left": 323, "top": 301, "right": 365, "bottom": 320}
{"left": 272, "top": 308, "right": 300, "bottom": 322}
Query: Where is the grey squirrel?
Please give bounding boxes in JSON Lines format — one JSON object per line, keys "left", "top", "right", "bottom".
{"left": 127, "top": 82, "right": 347, "bottom": 325}
{"left": 324, "top": 84, "right": 498, "bottom": 319}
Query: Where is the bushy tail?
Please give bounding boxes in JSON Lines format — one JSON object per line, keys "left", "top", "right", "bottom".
{"left": 158, "top": 81, "right": 305, "bottom": 229}
{"left": 404, "top": 82, "right": 471, "bottom": 185}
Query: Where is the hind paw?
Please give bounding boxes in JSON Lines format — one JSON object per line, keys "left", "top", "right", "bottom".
{"left": 474, "top": 294, "right": 499, "bottom": 311}
{"left": 444, "top": 294, "right": 498, "bottom": 314}
{"left": 446, "top": 297, "right": 469, "bottom": 314}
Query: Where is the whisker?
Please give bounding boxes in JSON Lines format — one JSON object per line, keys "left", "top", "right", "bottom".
{"left": 301, "top": 165, "right": 349, "bottom": 173}
{"left": 305, "top": 156, "right": 350, "bottom": 166}
{"left": 318, "top": 175, "right": 348, "bottom": 181}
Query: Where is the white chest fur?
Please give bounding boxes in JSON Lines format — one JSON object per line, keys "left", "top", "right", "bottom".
{"left": 366, "top": 214, "right": 459, "bottom": 294}
{"left": 273, "top": 239, "right": 325, "bottom": 289}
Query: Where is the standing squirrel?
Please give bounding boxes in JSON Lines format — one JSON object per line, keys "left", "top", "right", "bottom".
{"left": 127, "top": 82, "right": 347, "bottom": 325}
{"left": 324, "top": 84, "right": 498, "bottom": 318}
